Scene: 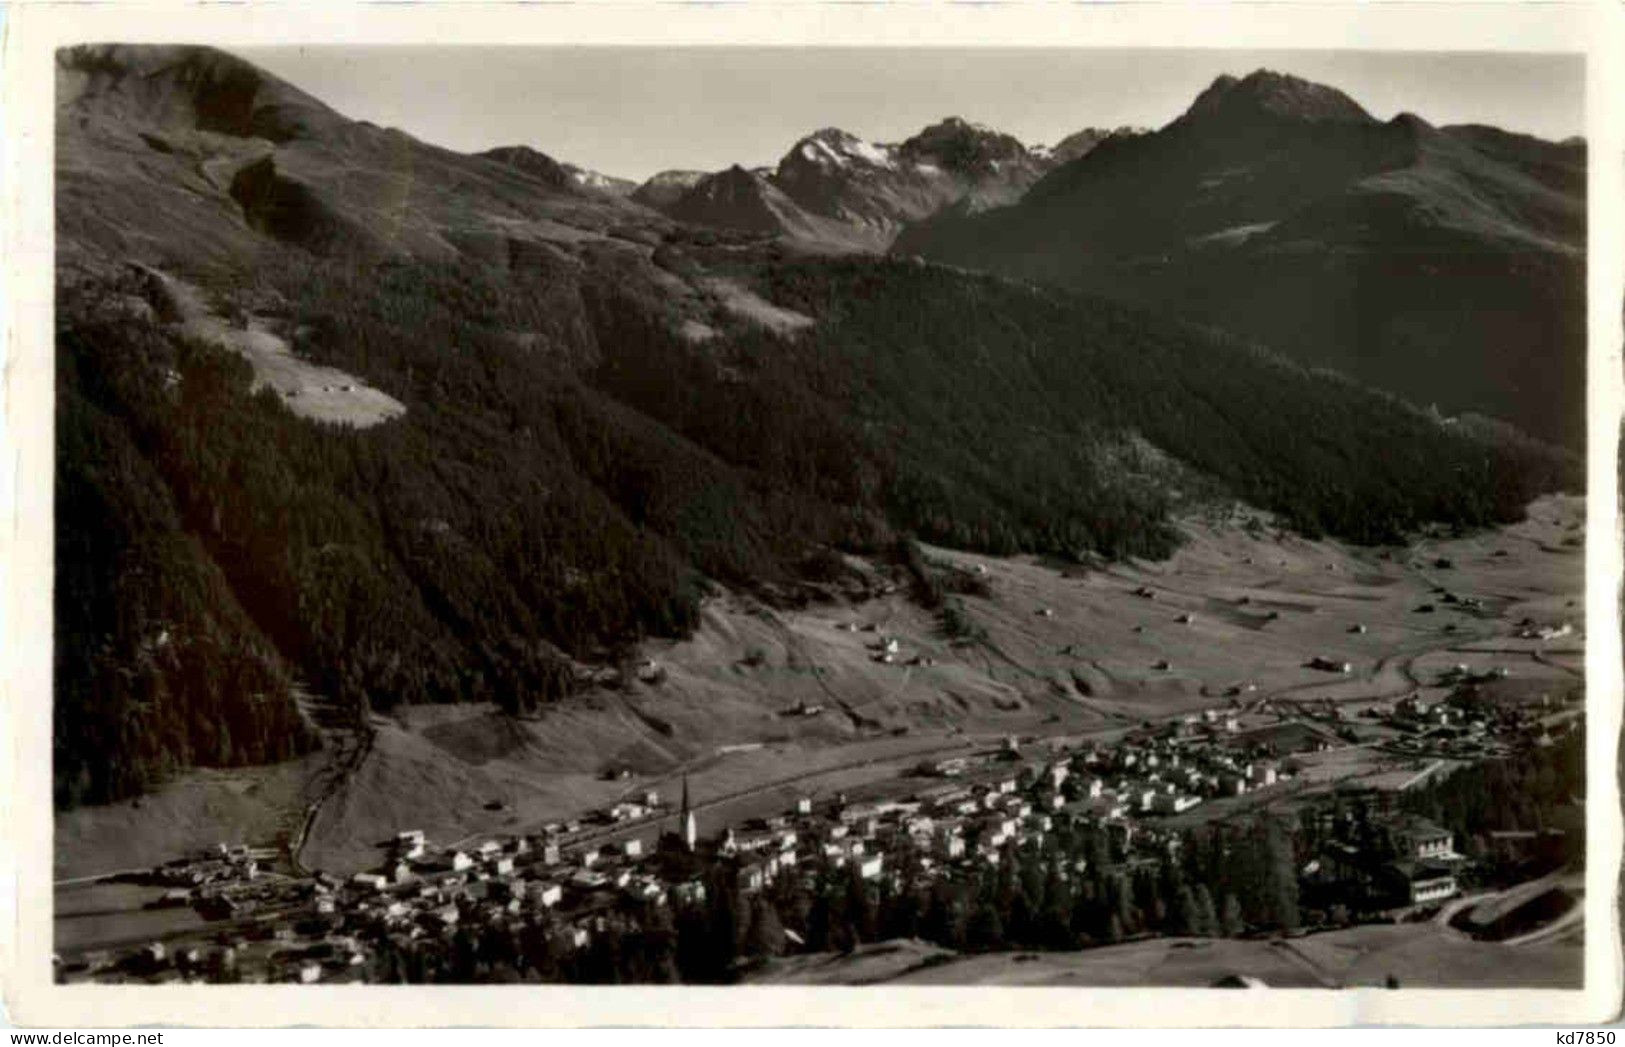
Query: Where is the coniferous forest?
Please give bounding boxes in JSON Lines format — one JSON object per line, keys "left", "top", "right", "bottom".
{"left": 54, "top": 253, "right": 1580, "bottom": 807}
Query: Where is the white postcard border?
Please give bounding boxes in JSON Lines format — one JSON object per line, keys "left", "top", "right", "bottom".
{"left": 3, "top": 0, "right": 1620, "bottom": 1028}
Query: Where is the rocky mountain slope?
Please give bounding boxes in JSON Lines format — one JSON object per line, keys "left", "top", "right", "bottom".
{"left": 637, "top": 118, "right": 1060, "bottom": 252}
{"left": 895, "top": 70, "right": 1587, "bottom": 448}
{"left": 1039, "top": 125, "right": 1148, "bottom": 164}
{"left": 631, "top": 169, "right": 710, "bottom": 210}
{"left": 561, "top": 162, "right": 638, "bottom": 197}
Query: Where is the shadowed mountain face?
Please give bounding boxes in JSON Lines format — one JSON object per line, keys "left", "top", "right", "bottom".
{"left": 661, "top": 164, "right": 849, "bottom": 242}
{"left": 895, "top": 69, "right": 1586, "bottom": 449}
{"left": 52, "top": 47, "right": 1579, "bottom": 805}
{"left": 1181, "top": 69, "right": 1376, "bottom": 126}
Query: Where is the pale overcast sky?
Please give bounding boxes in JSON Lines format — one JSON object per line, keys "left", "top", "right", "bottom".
{"left": 240, "top": 47, "right": 1584, "bottom": 183}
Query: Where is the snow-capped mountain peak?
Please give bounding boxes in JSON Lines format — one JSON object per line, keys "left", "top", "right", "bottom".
{"left": 786, "top": 128, "right": 898, "bottom": 173}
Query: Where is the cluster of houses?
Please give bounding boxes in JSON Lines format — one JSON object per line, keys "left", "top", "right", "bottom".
{"left": 1306, "top": 811, "right": 1464, "bottom": 908}
{"left": 1074, "top": 727, "right": 1290, "bottom": 818}
{"left": 71, "top": 724, "right": 1261, "bottom": 983}
{"left": 603, "top": 789, "right": 666, "bottom": 825}
{"left": 148, "top": 842, "right": 271, "bottom": 889}
{"left": 707, "top": 714, "right": 1311, "bottom": 900}
{"left": 130, "top": 843, "right": 289, "bottom": 923}
{"left": 67, "top": 818, "right": 709, "bottom": 984}
{"left": 1346, "top": 679, "right": 1582, "bottom": 760}
{"left": 63, "top": 662, "right": 1582, "bottom": 985}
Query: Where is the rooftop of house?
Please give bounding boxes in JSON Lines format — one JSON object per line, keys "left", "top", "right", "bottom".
{"left": 1389, "top": 814, "right": 1452, "bottom": 838}
{"left": 1386, "top": 858, "right": 1457, "bottom": 883}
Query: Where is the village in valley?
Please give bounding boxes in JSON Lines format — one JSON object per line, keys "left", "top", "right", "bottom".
{"left": 51, "top": 478, "right": 1589, "bottom": 989}
{"left": 55, "top": 608, "right": 1584, "bottom": 985}
{"left": 32, "top": 30, "right": 1604, "bottom": 1006}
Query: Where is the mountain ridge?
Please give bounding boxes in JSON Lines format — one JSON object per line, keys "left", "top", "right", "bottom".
{"left": 894, "top": 67, "right": 1586, "bottom": 448}
{"left": 638, "top": 115, "right": 1063, "bottom": 251}
{"left": 1180, "top": 69, "right": 1376, "bottom": 127}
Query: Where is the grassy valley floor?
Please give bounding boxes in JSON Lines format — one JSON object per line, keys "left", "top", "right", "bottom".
{"left": 57, "top": 495, "right": 1586, "bottom": 971}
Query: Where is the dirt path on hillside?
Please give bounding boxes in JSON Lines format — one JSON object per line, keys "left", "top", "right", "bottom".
{"left": 290, "top": 688, "right": 377, "bottom": 874}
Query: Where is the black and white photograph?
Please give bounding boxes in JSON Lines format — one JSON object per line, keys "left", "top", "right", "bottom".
{"left": 4, "top": 0, "right": 1622, "bottom": 1029}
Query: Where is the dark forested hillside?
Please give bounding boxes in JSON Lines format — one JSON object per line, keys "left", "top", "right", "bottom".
{"left": 51, "top": 48, "right": 1582, "bottom": 808}
{"left": 749, "top": 260, "right": 1577, "bottom": 548}
{"left": 54, "top": 256, "right": 882, "bottom": 806}
{"left": 56, "top": 337, "right": 317, "bottom": 806}
{"left": 55, "top": 250, "right": 1578, "bottom": 805}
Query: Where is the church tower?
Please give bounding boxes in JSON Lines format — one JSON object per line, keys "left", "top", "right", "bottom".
{"left": 680, "top": 774, "right": 696, "bottom": 850}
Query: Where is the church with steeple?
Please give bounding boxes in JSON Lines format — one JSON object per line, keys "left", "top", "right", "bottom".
{"left": 679, "top": 774, "right": 697, "bottom": 850}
